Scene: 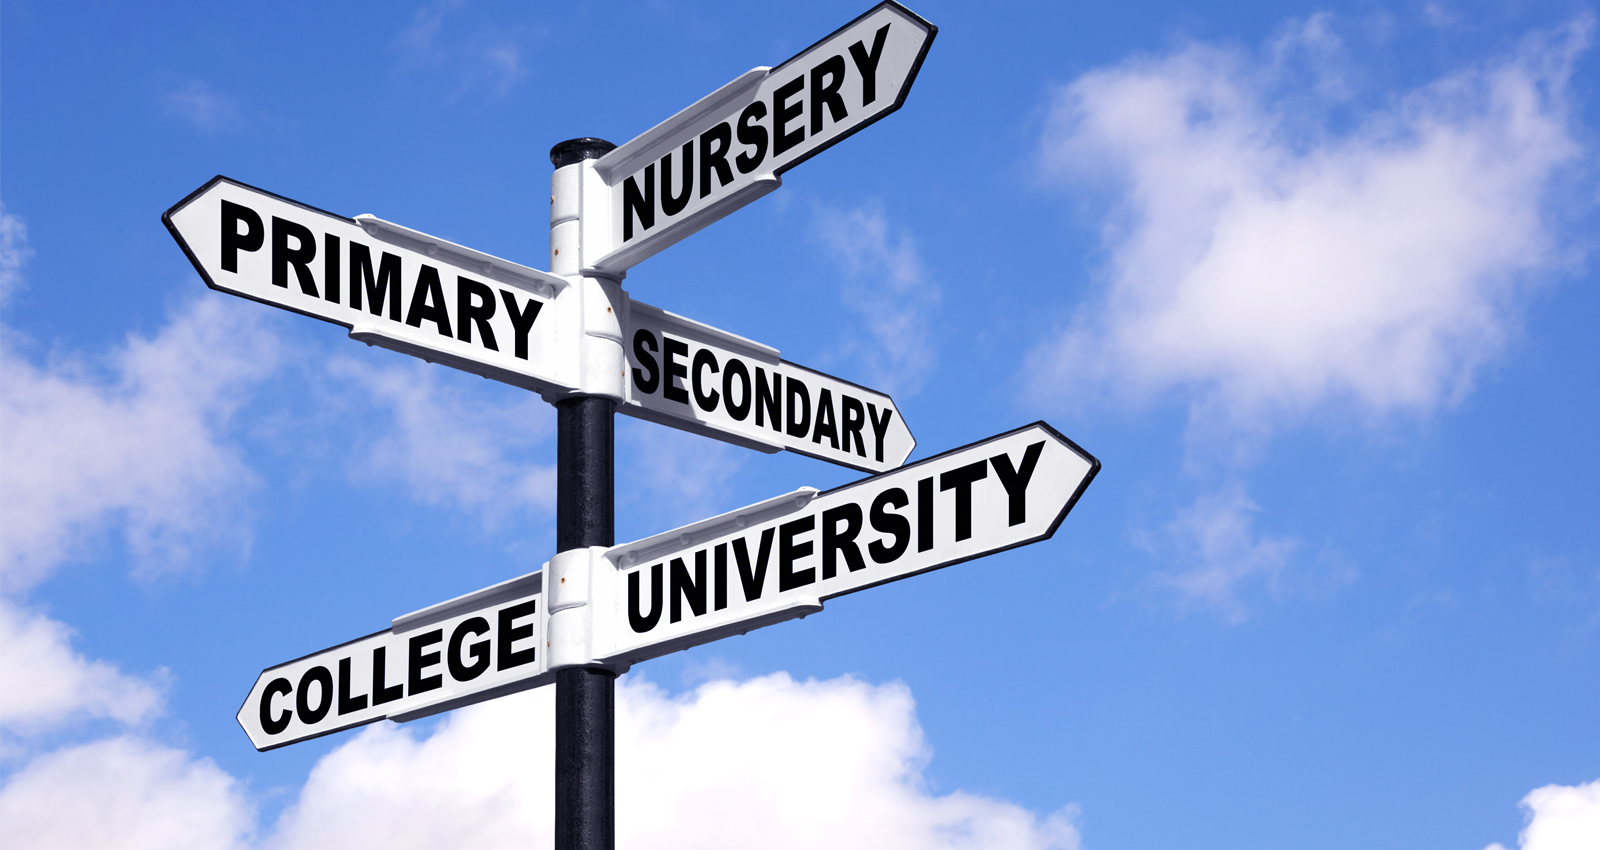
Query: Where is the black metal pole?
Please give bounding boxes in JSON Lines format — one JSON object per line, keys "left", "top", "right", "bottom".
{"left": 555, "top": 396, "right": 614, "bottom": 850}
{"left": 550, "top": 137, "right": 619, "bottom": 850}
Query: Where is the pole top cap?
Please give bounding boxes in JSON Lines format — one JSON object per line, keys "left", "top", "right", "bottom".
{"left": 550, "top": 138, "right": 617, "bottom": 168}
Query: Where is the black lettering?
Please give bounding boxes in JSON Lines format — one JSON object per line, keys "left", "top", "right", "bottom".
{"left": 773, "top": 75, "right": 806, "bottom": 156}
{"left": 723, "top": 358, "right": 751, "bottom": 421}
{"left": 842, "top": 396, "right": 867, "bottom": 457}
{"left": 296, "top": 665, "right": 333, "bottom": 725}
{"left": 407, "top": 629, "right": 443, "bottom": 695}
{"left": 372, "top": 646, "right": 404, "bottom": 705}
{"left": 271, "top": 216, "right": 319, "bottom": 296}
{"left": 456, "top": 277, "right": 499, "bottom": 350}
{"left": 501, "top": 291, "right": 543, "bottom": 360}
{"left": 755, "top": 368, "right": 781, "bottom": 431}
{"left": 868, "top": 404, "right": 894, "bottom": 463}
{"left": 692, "top": 349, "right": 720, "bottom": 412}
{"left": 848, "top": 25, "right": 891, "bottom": 107}
{"left": 714, "top": 543, "right": 729, "bottom": 611}
{"left": 786, "top": 376, "right": 811, "bottom": 438}
{"left": 406, "top": 265, "right": 453, "bottom": 338}
{"left": 917, "top": 476, "right": 934, "bottom": 553}
{"left": 447, "top": 617, "right": 492, "bottom": 682}
{"left": 663, "top": 336, "right": 690, "bottom": 404}
{"left": 629, "top": 563, "right": 664, "bottom": 633}
{"left": 733, "top": 529, "right": 775, "bottom": 602}
{"left": 736, "top": 101, "right": 769, "bottom": 173}
{"left": 779, "top": 515, "right": 816, "bottom": 591}
{"left": 622, "top": 164, "right": 655, "bottom": 241}
{"left": 497, "top": 599, "right": 539, "bottom": 670}
{"left": 812, "top": 389, "right": 839, "bottom": 449}
{"left": 699, "top": 122, "right": 734, "bottom": 198}
{"left": 940, "top": 460, "right": 988, "bottom": 542}
{"left": 632, "top": 329, "right": 660, "bottom": 394}
{"left": 350, "top": 242, "right": 402, "bottom": 321}
{"left": 260, "top": 677, "right": 292, "bottom": 735}
{"left": 869, "top": 488, "right": 911, "bottom": 564}
{"left": 821, "top": 503, "right": 865, "bottom": 579}
{"left": 323, "top": 233, "right": 341, "bottom": 304}
{"left": 670, "top": 551, "right": 707, "bottom": 623}
{"left": 991, "top": 442, "right": 1045, "bottom": 526}
{"left": 337, "top": 657, "right": 367, "bottom": 715}
{"left": 660, "top": 142, "right": 694, "bottom": 217}
{"left": 221, "top": 201, "right": 263, "bottom": 273}
{"left": 810, "top": 54, "right": 848, "bottom": 134}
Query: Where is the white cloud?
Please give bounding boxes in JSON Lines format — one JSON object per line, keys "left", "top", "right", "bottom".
{"left": 265, "top": 673, "right": 1079, "bottom": 850}
{"left": 0, "top": 736, "right": 254, "bottom": 850}
{"left": 395, "top": 0, "right": 525, "bottom": 97}
{"left": 0, "top": 296, "right": 281, "bottom": 591}
{"left": 618, "top": 417, "right": 746, "bottom": 533}
{"left": 0, "top": 599, "right": 164, "bottom": 737}
{"left": 1030, "top": 15, "right": 1589, "bottom": 434}
{"left": 161, "top": 81, "right": 242, "bottom": 133}
{"left": 326, "top": 358, "right": 557, "bottom": 524}
{"left": 1148, "top": 484, "right": 1302, "bottom": 622}
{"left": 397, "top": 0, "right": 465, "bottom": 56}
{"left": 814, "top": 204, "right": 940, "bottom": 397}
{"left": 0, "top": 204, "right": 31, "bottom": 305}
{"left": 1487, "top": 779, "right": 1600, "bottom": 850}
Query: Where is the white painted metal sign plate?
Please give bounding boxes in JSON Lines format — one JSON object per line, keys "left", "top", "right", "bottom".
{"left": 237, "top": 572, "right": 548, "bottom": 751}
{"left": 620, "top": 298, "right": 915, "bottom": 472}
{"left": 590, "top": 2, "right": 936, "bottom": 273}
{"left": 237, "top": 423, "right": 1094, "bottom": 749}
{"left": 592, "top": 422, "right": 1098, "bottom": 666}
{"left": 165, "top": 177, "right": 577, "bottom": 396}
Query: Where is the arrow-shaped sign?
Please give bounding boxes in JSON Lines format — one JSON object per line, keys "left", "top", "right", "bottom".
{"left": 236, "top": 571, "right": 549, "bottom": 751}
{"left": 590, "top": 422, "right": 1096, "bottom": 666}
{"left": 236, "top": 422, "right": 1095, "bottom": 751}
{"left": 165, "top": 177, "right": 577, "bottom": 396}
{"left": 165, "top": 176, "right": 913, "bottom": 473}
{"left": 621, "top": 299, "right": 914, "bottom": 472}
{"left": 589, "top": 1, "right": 936, "bottom": 273}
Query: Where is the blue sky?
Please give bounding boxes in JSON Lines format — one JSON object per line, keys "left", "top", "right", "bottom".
{"left": 2, "top": 1, "right": 1597, "bottom": 848}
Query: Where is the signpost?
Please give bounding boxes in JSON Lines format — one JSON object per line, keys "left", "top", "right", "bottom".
{"left": 237, "top": 423, "right": 1097, "bottom": 752}
{"left": 165, "top": 4, "right": 1100, "bottom": 849}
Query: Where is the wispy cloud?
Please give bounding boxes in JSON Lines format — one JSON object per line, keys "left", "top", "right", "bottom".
{"left": 161, "top": 80, "right": 242, "bottom": 133}
{"left": 1145, "top": 484, "right": 1303, "bottom": 622}
{"left": 0, "top": 205, "right": 32, "bottom": 306}
{"left": 325, "top": 358, "right": 557, "bottom": 525}
{"left": 0, "top": 297, "right": 280, "bottom": 591}
{"left": 0, "top": 600, "right": 165, "bottom": 739}
{"left": 395, "top": 0, "right": 526, "bottom": 97}
{"left": 813, "top": 203, "right": 940, "bottom": 397}
{"left": 618, "top": 419, "right": 747, "bottom": 534}
{"left": 1029, "top": 15, "right": 1590, "bottom": 438}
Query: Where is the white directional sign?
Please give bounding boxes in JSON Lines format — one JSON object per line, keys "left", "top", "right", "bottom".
{"left": 590, "top": 422, "right": 1096, "bottom": 667}
{"left": 166, "top": 177, "right": 913, "bottom": 473}
{"left": 237, "top": 422, "right": 1095, "bottom": 750}
{"left": 588, "top": 1, "right": 936, "bottom": 273}
{"left": 621, "top": 299, "right": 914, "bottom": 472}
{"left": 165, "top": 177, "right": 578, "bottom": 396}
{"left": 237, "top": 572, "right": 549, "bottom": 751}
